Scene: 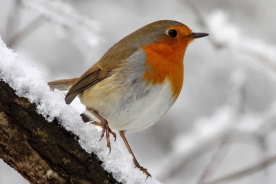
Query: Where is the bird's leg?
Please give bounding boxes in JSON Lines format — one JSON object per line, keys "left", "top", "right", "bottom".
{"left": 86, "top": 108, "right": 116, "bottom": 152}
{"left": 119, "top": 131, "right": 151, "bottom": 178}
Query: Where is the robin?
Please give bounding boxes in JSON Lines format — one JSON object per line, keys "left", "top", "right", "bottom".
{"left": 48, "top": 20, "right": 208, "bottom": 177}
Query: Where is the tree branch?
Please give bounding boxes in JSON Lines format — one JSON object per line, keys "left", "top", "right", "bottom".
{"left": 206, "top": 154, "right": 276, "bottom": 184}
{"left": 0, "top": 80, "right": 120, "bottom": 184}
{"left": 197, "top": 135, "right": 230, "bottom": 184}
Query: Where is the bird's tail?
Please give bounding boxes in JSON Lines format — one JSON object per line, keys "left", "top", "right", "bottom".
{"left": 48, "top": 78, "right": 78, "bottom": 91}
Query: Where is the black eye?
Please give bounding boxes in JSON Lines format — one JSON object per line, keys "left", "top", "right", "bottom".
{"left": 167, "top": 29, "right": 177, "bottom": 38}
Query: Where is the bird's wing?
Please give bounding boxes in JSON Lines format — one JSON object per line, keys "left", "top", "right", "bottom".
{"left": 65, "top": 46, "right": 137, "bottom": 104}
{"left": 48, "top": 78, "right": 78, "bottom": 91}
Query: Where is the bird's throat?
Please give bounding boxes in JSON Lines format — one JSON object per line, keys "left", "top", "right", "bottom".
{"left": 142, "top": 42, "right": 187, "bottom": 101}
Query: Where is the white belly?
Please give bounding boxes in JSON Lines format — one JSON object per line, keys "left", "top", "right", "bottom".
{"left": 81, "top": 77, "right": 174, "bottom": 133}
{"left": 108, "top": 79, "right": 174, "bottom": 133}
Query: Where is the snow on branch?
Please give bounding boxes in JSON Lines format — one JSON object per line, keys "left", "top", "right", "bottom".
{"left": 21, "top": 0, "right": 101, "bottom": 47}
{"left": 0, "top": 36, "right": 161, "bottom": 183}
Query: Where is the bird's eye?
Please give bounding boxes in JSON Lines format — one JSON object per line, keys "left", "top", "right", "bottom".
{"left": 167, "top": 29, "right": 177, "bottom": 38}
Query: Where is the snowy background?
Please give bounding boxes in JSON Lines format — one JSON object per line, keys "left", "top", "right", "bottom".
{"left": 0, "top": 0, "right": 276, "bottom": 184}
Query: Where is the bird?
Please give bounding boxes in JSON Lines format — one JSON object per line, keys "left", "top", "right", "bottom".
{"left": 48, "top": 20, "right": 208, "bottom": 177}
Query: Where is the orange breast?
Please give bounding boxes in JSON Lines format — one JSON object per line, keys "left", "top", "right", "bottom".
{"left": 142, "top": 40, "right": 188, "bottom": 101}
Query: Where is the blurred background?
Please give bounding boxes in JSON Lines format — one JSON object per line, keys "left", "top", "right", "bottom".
{"left": 1, "top": 0, "right": 276, "bottom": 183}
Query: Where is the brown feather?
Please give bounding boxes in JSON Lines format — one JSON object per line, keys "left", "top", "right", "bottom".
{"left": 48, "top": 78, "right": 78, "bottom": 91}
{"left": 65, "top": 46, "right": 137, "bottom": 104}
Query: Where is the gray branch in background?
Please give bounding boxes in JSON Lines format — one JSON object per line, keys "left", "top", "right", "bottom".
{"left": 6, "top": 16, "right": 46, "bottom": 48}
{"left": 5, "top": 0, "right": 21, "bottom": 41}
{"left": 206, "top": 154, "right": 276, "bottom": 184}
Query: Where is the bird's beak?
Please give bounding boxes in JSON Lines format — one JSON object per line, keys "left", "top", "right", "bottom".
{"left": 189, "top": 32, "right": 209, "bottom": 39}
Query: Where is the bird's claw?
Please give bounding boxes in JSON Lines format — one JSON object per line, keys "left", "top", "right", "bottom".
{"left": 137, "top": 165, "right": 151, "bottom": 179}
{"left": 92, "top": 121, "right": 116, "bottom": 152}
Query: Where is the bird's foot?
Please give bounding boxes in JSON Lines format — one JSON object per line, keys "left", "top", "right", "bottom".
{"left": 89, "top": 118, "right": 116, "bottom": 153}
{"left": 135, "top": 164, "right": 151, "bottom": 179}
{"left": 133, "top": 157, "right": 151, "bottom": 178}
{"left": 86, "top": 108, "right": 116, "bottom": 152}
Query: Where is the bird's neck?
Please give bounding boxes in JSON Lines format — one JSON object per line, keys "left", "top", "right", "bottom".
{"left": 142, "top": 42, "right": 188, "bottom": 101}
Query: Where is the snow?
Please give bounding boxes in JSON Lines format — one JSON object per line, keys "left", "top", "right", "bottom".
{"left": 22, "top": 0, "right": 101, "bottom": 47}
{"left": 0, "top": 37, "right": 162, "bottom": 184}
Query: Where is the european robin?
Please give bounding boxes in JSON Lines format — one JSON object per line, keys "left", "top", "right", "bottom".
{"left": 48, "top": 20, "right": 208, "bottom": 177}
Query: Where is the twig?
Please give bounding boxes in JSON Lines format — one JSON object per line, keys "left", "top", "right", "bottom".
{"left": 6, "top": 15, "right": 46, "bottom": 48}
{"left": 237, "top": 85, "right": 246, "bottom": 114}
{"left": 21, "top": 0, "right": 100, "bottom": 47}
{"left": 197, "top": 135, "right": 230, "bottom": 184}
{"left": 182, "top": 0, "right": 223, "bottom": 49}
{"left": 205, "top": 154, "right": 276, "bottom": 184}
{"left": 255, "top": 134, "right": 269, "bottom": 182}
{"left": 183, "top": 0, "right": 206, "bottom": 27}
{"left": 5, "top": 0, "right": 21, "bottom": 40}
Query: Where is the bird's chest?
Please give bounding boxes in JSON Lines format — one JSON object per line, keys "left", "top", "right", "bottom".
{"left": 107, "top": 77, "right": 175, "bottom": 132}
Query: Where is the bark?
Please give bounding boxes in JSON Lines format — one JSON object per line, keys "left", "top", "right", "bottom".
{"left": 0, "top": 80, "right": 120, "bottom": 184}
